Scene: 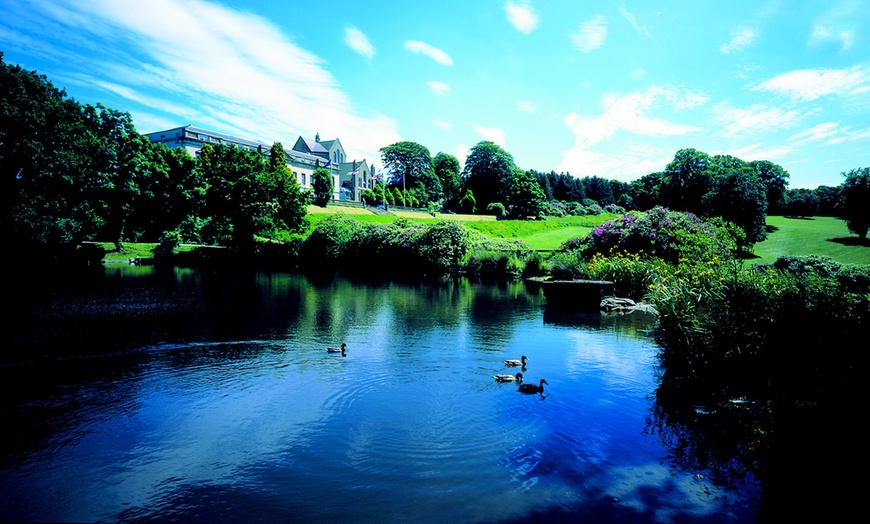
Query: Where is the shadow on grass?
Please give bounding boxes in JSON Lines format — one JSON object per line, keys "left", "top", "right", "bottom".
{"left": 828, "top": 236, "right": 870, "bottom": 248}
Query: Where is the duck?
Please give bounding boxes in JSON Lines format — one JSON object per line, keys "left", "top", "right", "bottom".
{"left": 504, "top": 355, "right": 528, "bottom": 367}
{"left": 326, "top": 343, "right": 347, "bottom": 354}
{"left": 494, "top": 372, "right": 523, "bottom": 383}
{"left": 518, "top": 378, "right": 548, "bottom": 395}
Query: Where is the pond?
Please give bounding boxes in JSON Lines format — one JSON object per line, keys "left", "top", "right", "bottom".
{"left": 0, "top": 266, "right": 760, "bottom": 523}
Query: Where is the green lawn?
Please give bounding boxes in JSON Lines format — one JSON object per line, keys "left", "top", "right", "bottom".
{"left": 749, "top": 216, "right": 870, "bottom": 266}
{"left": 95, "top": 210, "right": 870, "bottom": 267}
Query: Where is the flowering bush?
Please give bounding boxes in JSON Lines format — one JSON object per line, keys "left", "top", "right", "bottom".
{"left": 566, "top": 206, "right": 742, "bottom": 264}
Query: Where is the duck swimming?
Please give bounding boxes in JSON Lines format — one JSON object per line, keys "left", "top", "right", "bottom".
{"left": 494, "top": 372, "right": 523, "bottom": 383}
{"left": 326, "top": 343, "right": 347, "bottom": 354}
{"left": 504, "top": 355, "right": 528, "bottom": 367}
{"left": 518, "top": 378, "right": 548, "bottom": 394}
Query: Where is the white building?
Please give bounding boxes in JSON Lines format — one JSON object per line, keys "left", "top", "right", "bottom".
{"left": 144, "top": 125, "right": 375, "bottom": 202}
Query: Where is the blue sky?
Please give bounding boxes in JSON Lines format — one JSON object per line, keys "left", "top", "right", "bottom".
{"left": 2, "top": 0, "right": 869, "bottom": 188}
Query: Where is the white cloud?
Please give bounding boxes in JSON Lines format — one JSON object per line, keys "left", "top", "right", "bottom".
{"left": 27, "top": 0, "right": 401, "bottom": 166}
{"left": 719, "top": 26, "right": 758, "bottom": 54}
{"left": 711, "top": 102, "right": 804, "bottom": 139}
{"left": 728, "top": 143, "right": 793, "bottom": 161}
{"left": 630, "top": 68, "right": 647, "bottom": 79}
{"left": 427, "top": 81, "right": 450, "bottom": 96}
{"left": 556, "top": 85, "right": 704, "bottom": 177}
{"left": 504, "top": 1, "right": 538, "bottom": 34}
{"left": 809, "top": 2, "right": 861, "bottom": 52}
{"left": 516, "top": 100, "right": 535, "bottom": 113}
{"left": 404, "top": 40, "right": 454, "bottom": 66}
{"left": 473, "top": 124, "right": 507, "bottom": 147}
{"left": 344, "top": 26, "right": 375, "bottom": 59}
{"left": 570, "top": 16, "right": 607, "bottom": 53}
{"left": 753, "top": 66, "right": 870, "bottom": 101}
{"left": 810, "top": 24, "right": 853, "bottom": 52}
{"left": 618, "top": 5, "right": 653, "bottom": 40}
{"left": 790, "top": 122, "right": 870, "bottom": 146}
{"left": 433, "top": 119, "right": 452, "bottom": 131}
{"left": 790, "top": 122, "right": 841, "bottom": 145}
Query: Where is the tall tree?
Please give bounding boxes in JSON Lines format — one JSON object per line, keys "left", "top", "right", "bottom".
{"left": 197, "top": 143, "right": 274, "bottom": 250}
{"left": 507, "top": 171, "right": 547, "bottom": 219}
{"left": 126, "top": 141, "right": 201, "bottom": 242}
{"left": 83, "top": 103, "right": 151, "bottom": 249}
{"left": 461, "top": 141, "right": 519, "bottom": 212}
{"left": 432, "top": 152, "right": 461, "bottom": 209}
{"left": 1, "top": 52, "right": 100, "bottom": 247}
{"left": 813, "top": 185, "right": 841, "bottom": 216}
{"left": 703, "top": 156, "right": 768, "bottom": 248}
{"left": 661, "top": 148, "right": 713, "bottom": 213}
{"left": 839, "top": 167, "right": 870, "bottom": 239}
{"left": 311, "top": 167, "right": 333, "bottom": 207}
{"left": 267, "top": 142, "right": 308, "bottom": 232}
{"left": 750, "top": 160, "right": 790, "bottom": 215}
{"left": 379, "top": 141, "right": 441, "bottom": 205}
{"left": 628, "top": 172, "right": 664, "bottom": 212}
{"left": 785, "top": 188, "right": 820, "bottom": 218}
{"left": 583, "top": 176, "right": 615, "bottom": 205}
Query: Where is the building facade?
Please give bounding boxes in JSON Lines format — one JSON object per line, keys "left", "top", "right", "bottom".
{"left": 144, "top": 125, "right": 375, "bottom": 202}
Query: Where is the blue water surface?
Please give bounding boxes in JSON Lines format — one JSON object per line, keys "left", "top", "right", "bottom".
{"left": 0, "top": 268, "right": 760, "bottom": 523}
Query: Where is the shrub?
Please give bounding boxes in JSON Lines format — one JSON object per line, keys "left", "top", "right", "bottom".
{"left": 300, "top": 214, "right": 362, "bottom": 269}
{"left": 155, "top": 230, "right": 182, "bottom": 258}
{"left": 544, "top": 250, "right": 585, "bottom": 280}
{"left": 487, "top": 202, "right": 507, "bottom": 217}
{"left": 586, "top": 203, "right": 603, "bottom": 215}
{"left": 418, "top": 220, "right": 471, "bottom": 273}
{"left": 577, "top": 206, "right": 742, "bottom": 264}
{"left": 576, "top": 251, "right": 659, "bottom": 299}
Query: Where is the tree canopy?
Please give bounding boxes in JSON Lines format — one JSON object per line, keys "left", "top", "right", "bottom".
{"left": 462, "top": 141, "right": 519, "bottom": 211}
{"left": 840, "top": 167, "right": 870, "bottom": 239}
{"left": 379, "top": 141, "right": 441, "bottom": 205}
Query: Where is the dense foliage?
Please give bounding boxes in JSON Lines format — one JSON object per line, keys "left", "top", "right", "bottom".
{"left": 1, "top": 53, "right": 309, "bottom": 257}
{"left": 840, "top": 167, "right": 870, "bottom": 238}
{"left": 564, "top": 207, "right": 742, "bottom": 265}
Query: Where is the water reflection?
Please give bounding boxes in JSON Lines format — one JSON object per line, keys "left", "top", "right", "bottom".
{"left": 0, "top": 267, "right": 764, "bottom": 523}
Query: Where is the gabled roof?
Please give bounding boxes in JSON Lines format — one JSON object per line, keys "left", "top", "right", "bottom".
{"left": 293, "top": 136, "right": 329, "bottom": 156}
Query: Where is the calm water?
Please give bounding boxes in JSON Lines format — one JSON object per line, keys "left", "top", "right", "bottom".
{"left": 0, "top": 266, "right": 760, "bottom": 523}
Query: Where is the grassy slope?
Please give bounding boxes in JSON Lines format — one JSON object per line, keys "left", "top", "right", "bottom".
{"left": 749, "top": 216, "right": 870, "bottom": 266}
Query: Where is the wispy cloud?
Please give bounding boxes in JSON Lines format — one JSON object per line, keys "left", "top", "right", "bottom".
{"left": 790, "top": 122, "right": 842, "bottom": 145}
{"left": 719, "top": 25, "right": 758, "bottom": 54}
{"left": 791, "top": 122, "right": 870, "bottom": 146}
{"left": 473, "top": 124, "right": 507, "bottom": 147}
{"left": 810, "top": 24, "right": 853, "bottom": 52}
{"left": 570, "top": 16, "right": 607, "bottom": 53}
{"left": 427, "top": 81, "right": 450, "bottom": 96}
{"left": 16, "top": 0, "right": 401, "bottom": 166}
{"left": 344, "top": 26, "right": 375, "bottom": 59}
{"left": 712, "top": 102, "right": 805, "bottom": 139}
{"left": 504, "top": 1, "right": 539, "bottom": 34}
{"left": 753, "top": 66, "right": 870, "bottom": 101}
{"left": 433, "top": 119, "right": 452, "bottom": 132}
{"left": 557, "top": 85, "right": 704, "bottom": 177}
{"left": 516, "top": 100, "right": 535, "bottom": 113}
{"left": 618, "top": 4, "right": 653, "bottom": 40}
{"left": 728, "top": 143, "right": 793, "bottom": 162}
{"left": 404, "top": 40, "right": 453, "bottom": 66}
{"left": 809, "top": 1, "right": 861, "bottom": 52}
